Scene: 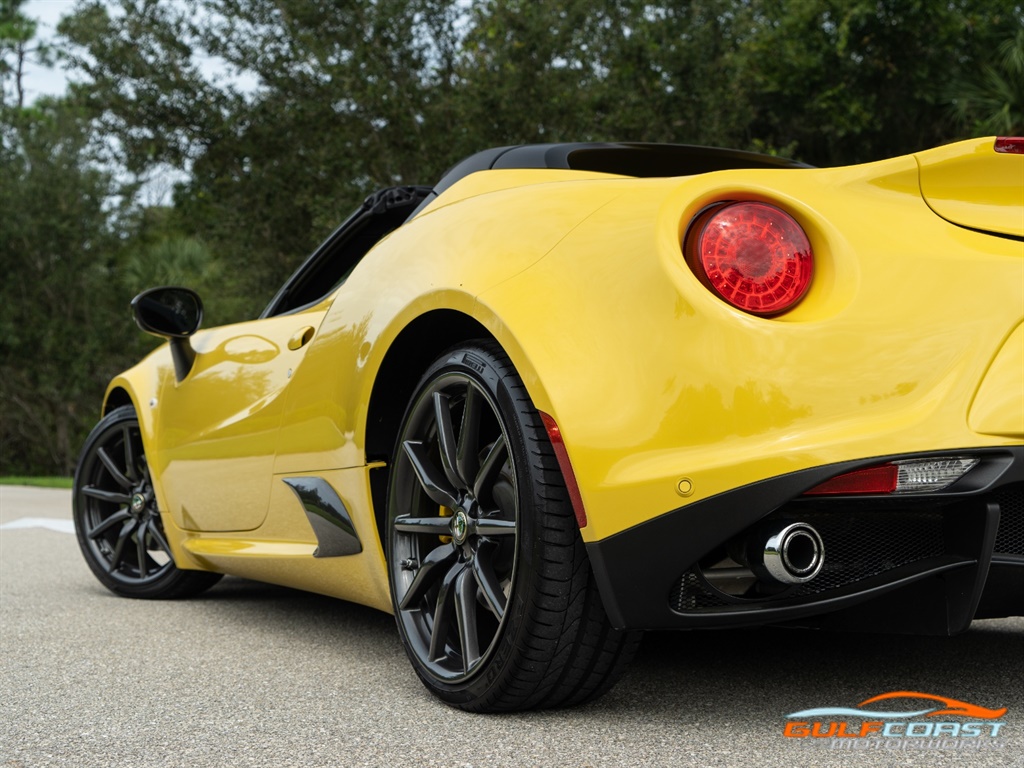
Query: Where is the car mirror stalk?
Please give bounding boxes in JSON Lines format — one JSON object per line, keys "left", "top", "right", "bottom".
{"left": 167, "top": 337, "right": 196, "bottom": 383}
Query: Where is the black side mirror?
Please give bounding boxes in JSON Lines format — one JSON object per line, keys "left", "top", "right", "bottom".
{"left": 131, "top": 287, "right": 203, "bottom": 382}
{"left": 132, "top": 286, "right": 203, "bottom": 337}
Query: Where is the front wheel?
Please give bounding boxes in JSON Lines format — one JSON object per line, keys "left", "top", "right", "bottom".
{"left": 386, "top": 343, "right": 640, "bottom": 712}
{"left": 73, "top": 405, "right": 222, "bottom": 599}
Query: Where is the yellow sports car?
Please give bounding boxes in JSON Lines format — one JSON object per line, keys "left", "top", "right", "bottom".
{"left": 74, "top": 137, "right": 1024, "bottom": 712}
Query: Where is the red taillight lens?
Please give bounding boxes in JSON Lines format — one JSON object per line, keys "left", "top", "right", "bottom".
{"left": 994, "top": 137, "right": 1024, "bottom": 154}
{"left": 686, "top": 202, "right": 813, "bottom": 316}
{"left": 804, "top": 465, "right": 899, "bottom": 495}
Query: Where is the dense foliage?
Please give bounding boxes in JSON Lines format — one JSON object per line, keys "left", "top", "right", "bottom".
{"left": 2, "top": 0, "right": 1021, "bottom": 474}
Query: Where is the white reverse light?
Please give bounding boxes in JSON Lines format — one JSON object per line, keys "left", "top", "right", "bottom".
{"left": 893, "top": 457, "right": 980, "bottom": 494}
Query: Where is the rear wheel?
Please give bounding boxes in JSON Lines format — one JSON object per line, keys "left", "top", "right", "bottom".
{"left": 387, "top": 343, "right": 640, "bottom": 711}
{"left": 73, "top": 405, "right": 222, "bottom": 599}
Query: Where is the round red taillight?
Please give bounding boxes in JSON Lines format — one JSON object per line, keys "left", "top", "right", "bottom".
{"left": 686, "top": 202, "right": 813, "bottom": 316}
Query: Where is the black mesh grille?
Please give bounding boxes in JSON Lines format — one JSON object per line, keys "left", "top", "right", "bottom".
{"left": 671, "top": 571, "right": 730, "bottom": 612}
{"left": 994, "top": 484, "right": 1024, "bottom": 556}
{"left": 788, "top": 509, "right": 945, "bottom": 596}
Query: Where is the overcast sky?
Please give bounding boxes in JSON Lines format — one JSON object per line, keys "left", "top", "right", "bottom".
{"left": 22, "top": 0, "right": 78, "bottom": 102}
{"left": 20, "top": 0, "right": 256, "bottom": 104}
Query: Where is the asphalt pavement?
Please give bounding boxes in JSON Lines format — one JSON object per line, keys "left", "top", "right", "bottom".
{"left": 2, "top": 486, "right": 1022, "bottom": 768}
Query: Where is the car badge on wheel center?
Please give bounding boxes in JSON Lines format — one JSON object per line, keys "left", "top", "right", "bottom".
{"left": 452, "top": 510, "right": 469, "bottom": 545}
{"left": 130, "top": 493, "right": 147, "bottom": 514}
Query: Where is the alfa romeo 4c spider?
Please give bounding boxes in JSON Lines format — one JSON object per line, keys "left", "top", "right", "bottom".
{"left": 74, "top": 138, "right": 1024, "bottom": 712}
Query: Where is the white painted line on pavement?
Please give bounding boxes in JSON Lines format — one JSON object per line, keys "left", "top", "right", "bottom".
{"left": 0, "top": 517, "right": 75, "bottom": 534}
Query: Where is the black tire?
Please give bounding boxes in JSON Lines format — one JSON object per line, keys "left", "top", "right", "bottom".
{"left": 386, "top": 342, "right": 640, "bottom": 712}
{"left": 73, "top": 405, "right": 222, "bottom": 599}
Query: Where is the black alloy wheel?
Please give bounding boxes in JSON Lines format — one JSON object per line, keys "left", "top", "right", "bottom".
{"left": 73, "top": 405, "right": 221, "bottom": 599}
{"left": 387, "top": 343, "right": 640, "bottom": 712}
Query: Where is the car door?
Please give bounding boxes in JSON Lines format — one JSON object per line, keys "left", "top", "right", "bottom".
{"left": 155, "top": 304, "right": 328, "bottom": 532}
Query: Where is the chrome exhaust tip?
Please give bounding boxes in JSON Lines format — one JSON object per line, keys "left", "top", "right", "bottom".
{"left": 761, "top": 522, "right": 824, "bottom": 584}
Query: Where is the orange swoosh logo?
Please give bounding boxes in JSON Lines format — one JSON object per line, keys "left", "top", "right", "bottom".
{"left": 860, "top": 691, "right": 1007, "bottom": 720}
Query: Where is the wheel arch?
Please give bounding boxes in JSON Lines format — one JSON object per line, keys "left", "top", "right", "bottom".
{"left": 103, "top": 386, "right": 134, "bottom": 415}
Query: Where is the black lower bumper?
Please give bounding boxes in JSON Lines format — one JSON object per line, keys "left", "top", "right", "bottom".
{"left": 586, "top": 447, "right": 1024, "bottom": 633}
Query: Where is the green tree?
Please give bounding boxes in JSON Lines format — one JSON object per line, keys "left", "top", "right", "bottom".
{"left": 0, "top": 100, "right": 142, "bottom": 474}
{"left": 951, "top": 28, "right": 1024, "bottom": 135}
{"left": 587, "top": 0, "right": 752, "bottom": 145}
{"left": 736, "top": 0, "right": 1022, "bottom": 165}
{"left": 453, "top": 0, "right": 750, "bottom": 147}
{"left": 1, "top": 0, "right": 51, "bottom": 108}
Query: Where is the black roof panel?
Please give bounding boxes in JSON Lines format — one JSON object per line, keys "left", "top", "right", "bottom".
{"left": 411, "top": 142, "right": 811, "bottom": 218}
